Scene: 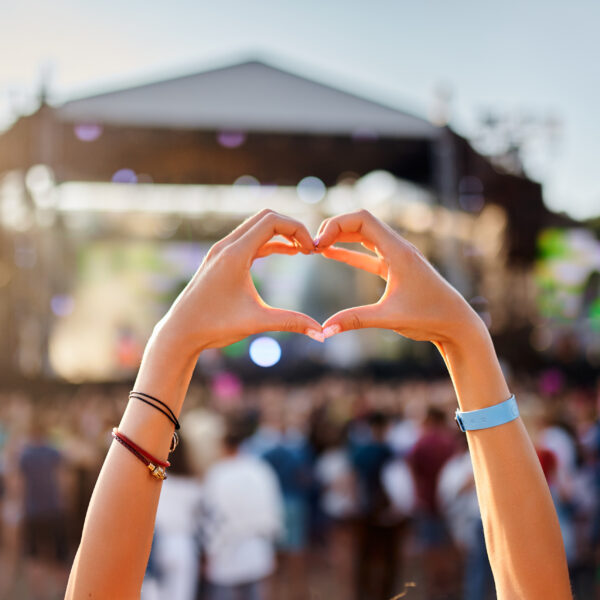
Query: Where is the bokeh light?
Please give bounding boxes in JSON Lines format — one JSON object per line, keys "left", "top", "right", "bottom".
{"left": 233, "top": 175, "right": 259, "bottom": 187}
{"left": 217, "top": 131, "right": 246, "bottom": 148}
{"left": 355, "top": 170, "right": 397, "bottom": 204}
{"left": 111, "top": 169, "right": 137, "bottom": 184}
{"left": 297, "top": 176, "right": 326, "bottom": 204}
{"left": 25, "top": 164, "right": 54, "bottom": 195}
{"left": 50, "top": 294, "right": 75, "bottom": 317}
{"left": 74, "top": 123, "right": 103, "bottom": 142}
{"left": 249, "top": 336, "right": 282, "bottom": 367}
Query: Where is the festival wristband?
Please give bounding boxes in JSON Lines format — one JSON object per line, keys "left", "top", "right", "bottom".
{"left": 455, "top": 394, "right": 519, "bottom": 432}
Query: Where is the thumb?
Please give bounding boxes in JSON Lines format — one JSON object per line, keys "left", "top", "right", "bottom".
{"left": 262, "top": 307, "right": 325, "bottom": 342}
{"left": 322, "top": 304, "right": 383, "bottom": 338}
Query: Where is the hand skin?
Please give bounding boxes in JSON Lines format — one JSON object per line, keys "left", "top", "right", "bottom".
{"left": 316, "top": 209, "right": 572, "bottom": 600}
{"left": 65, "top": 210, "right": 323, "bottom": 599}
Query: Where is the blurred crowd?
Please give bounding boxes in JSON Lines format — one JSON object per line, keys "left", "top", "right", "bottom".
{"left": 1, "top": 372, "right": 599, "bottom": 600}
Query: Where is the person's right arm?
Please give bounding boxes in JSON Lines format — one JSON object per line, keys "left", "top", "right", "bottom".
{"left": 316, "top": 210, "right": 572, "bottom": 600}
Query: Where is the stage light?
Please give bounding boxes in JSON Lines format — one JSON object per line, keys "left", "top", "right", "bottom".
{"left": 249, "top": 337, "right": 282, "bottom": 367}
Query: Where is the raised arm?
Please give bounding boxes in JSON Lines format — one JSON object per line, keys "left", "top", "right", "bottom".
{"left": 65, "top": 210, "right": 322, "bottom": 599}
{"left": 316, "top": 210, "right": 572, "bottom": 600}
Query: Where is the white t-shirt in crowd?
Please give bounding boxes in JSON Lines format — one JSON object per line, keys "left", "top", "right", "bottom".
{"left": 381, "top": 458, "right": 415, "bottom": 516}
{"left": 155, "top": 475, "right": 203, "bottom": 535}
{"left": 143, "top": 476, "right": 204, "bottom": 600}
{"left": 437, "top": 451, "right": 480, "bottom": 550}
{"left": 202, "top": 453, "right": 283, "bottom": 586}
{"left": 314, "top": 448, "right": 357, "bottom": 519}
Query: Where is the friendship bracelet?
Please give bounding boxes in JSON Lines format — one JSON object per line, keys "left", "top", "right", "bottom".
{"left": 129, "top": 391, "right": 181, "bottom": 430}
{"left": 113, "top": 429, "right": 170, "bottom": 467}
{"left": 112, "top": 428, "right": 169, "bottom": 480}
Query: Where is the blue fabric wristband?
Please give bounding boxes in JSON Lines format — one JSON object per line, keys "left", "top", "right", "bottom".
{"left": 455, "top": 394, "right": 519, "bottom": 432}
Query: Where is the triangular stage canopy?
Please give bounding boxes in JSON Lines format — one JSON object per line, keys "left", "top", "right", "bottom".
{"left": 58, "top": 60, "right": 438, "bottom": 138}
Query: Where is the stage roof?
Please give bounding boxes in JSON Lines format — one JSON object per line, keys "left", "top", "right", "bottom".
{"left": 57, "top": 60, "right": 439, "bottom": 138}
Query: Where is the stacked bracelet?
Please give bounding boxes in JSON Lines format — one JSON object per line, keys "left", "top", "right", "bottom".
{"left": 129, "top": 391, "right": 181, "bottom": 430}
{"left": 115, "top": 392, "right": 182, "bottom": 480}
{"left": 112, "top": 428, "right": 169, "bottom": 480}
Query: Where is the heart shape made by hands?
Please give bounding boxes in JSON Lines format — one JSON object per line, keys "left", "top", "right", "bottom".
{"left": 252, "top": 209, "right": 476, "bottom": 349}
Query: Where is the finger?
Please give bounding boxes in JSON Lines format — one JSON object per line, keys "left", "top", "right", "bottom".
{"left": 221, "top": 209, "right": 275, "bottom": 246}
{"left": 237, "top": 213, "right": 315, "bottom": 259}
{"left": 320, "top": 247, "right": 387, "bottom": 279}
{"left": 316, "top": 210, "right": 396, "bottom": 254}
{"left": 313, "top": 217, "right": 335, "bottom": 252}
{"left": 267, "top": 234, "right": 312, "bottom": 255}
{"left": 321, "top": 304, "right": 386, "bottom": 338}
{"left": 320, "top": 232, "right": 367, "bottom": 244}
{"left": 315, "top": 217, "right": 332, "bottom": 239}
{"left": 362, "top": 240, "right": 377, "bottom": 253}
{"left": 255, "top": 241, "right": 300, "bottom": 259}
{"left": 261, "top": 307, "right": 325, "bottom": 342}
{"left": 316, "top": 232, "right": 379, "bottom": 253}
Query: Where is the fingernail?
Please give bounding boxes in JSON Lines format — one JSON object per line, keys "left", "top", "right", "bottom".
{"left": 323, "top": 324, "right": 341, "bottom": 339}
{"left": 306, "top": 329, "right": 325, "bottom": 343}
{"left": 313, "top": 237, "right": 321, "bottom": 248}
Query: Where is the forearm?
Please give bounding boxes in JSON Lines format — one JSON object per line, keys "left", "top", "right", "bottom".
{"left": 66, "top": 327, "right": 199, "bottom": 599}
{"left": 440, "top": 326, "right": 571, "bottom": 600}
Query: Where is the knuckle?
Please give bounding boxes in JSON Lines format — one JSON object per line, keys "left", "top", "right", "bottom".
{"left": 282, "top": 317, "right": 299, "bottom": 332}
{"left": 350, "top": 313, "right": 362, "bottom": 330}
{"left": 220, "top": 245, "right": 240, "bottom": 263}
{"left": 206, "top": 241, "right": 224, "bottom": 259}
{"left": 399, "top": 241, "right": 418, "bottom": 260}
{"left": 263, "top": 212, "right": 279, "bottom": 225}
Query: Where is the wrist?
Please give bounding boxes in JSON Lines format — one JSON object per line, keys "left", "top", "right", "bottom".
{"left": 439, "top": 321, "right": 511, "bottom": 412}
{"left": 150, "top": 315, "right": 206, "bottom": 360}
{"left": 443, "top": 312, "right": 491, "bottom": 358}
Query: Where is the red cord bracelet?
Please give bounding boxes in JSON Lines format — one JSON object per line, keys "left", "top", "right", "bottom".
{"left": 112, "top": 428, "right": 170, "bottom": 480}
{"left": 113, "top": 429, "right": 170, "bottom": 467}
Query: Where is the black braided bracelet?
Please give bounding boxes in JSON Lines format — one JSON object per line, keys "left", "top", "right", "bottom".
{"left": 129, "top": 391, "right": 181, "bottom": 430}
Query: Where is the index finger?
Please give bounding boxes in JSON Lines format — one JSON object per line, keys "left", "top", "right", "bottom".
{"left": 315, "top": 210, "right": 397, "bottom": 254}
{"left": 236, "top": 212, "right": 315, "bottom": 260}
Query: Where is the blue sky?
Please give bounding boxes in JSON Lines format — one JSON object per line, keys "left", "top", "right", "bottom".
{"left": 1, "top": 0, "right": 598, "bottom": 218}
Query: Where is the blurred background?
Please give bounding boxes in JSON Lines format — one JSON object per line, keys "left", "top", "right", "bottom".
{"left": 1, "top": 1, "right": 599, "bottom": 599}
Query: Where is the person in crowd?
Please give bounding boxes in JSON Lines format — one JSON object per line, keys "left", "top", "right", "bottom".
{"left": 201, "top": 414, "right": 283, "bottom": 600}
{"left": 314, "top": 420, "right": 358, "bottom": 600}
{"left": 260, "top": 408, "right": 312, "bottom": 600}
{"left": 437, "top": 433, "right": 494, "bottom": 600}
{"left": 349, "top": 410, "right": 400, "bottom": 600}
{"left": 19, "top": 414, "right": 70, "bottom": 600}
{"left": 66, "top": 209, "right": 572, "bottom": 600}
{"left": 537, "top": 410, "right": 580, "bottom": 568}
{"left": 409, "top": 406, "right": 458, "bottom": 599}
{"left": 0, "top": 394, "right": 28, "bottom": 600}
{"left": 141, "top": 436, "right": 203, "bottom": 600}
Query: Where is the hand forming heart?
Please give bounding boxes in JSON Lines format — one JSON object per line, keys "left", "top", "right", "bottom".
{"left": 154, "top": 208, "right": 486, "bottom": 355}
